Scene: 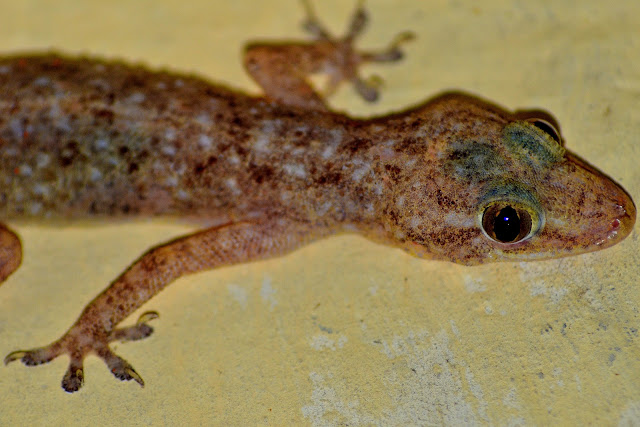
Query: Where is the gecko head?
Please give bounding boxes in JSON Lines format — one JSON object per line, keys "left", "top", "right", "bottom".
{"left": 382, "top": 103, "right": 635, "bottom": 265}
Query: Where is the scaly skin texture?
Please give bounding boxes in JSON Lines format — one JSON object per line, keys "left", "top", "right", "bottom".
{"left": 1, "top": 2, "right": 635, "bottom": 392}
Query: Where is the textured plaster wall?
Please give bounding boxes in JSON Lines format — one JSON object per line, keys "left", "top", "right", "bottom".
{"left": 0, "top": 0, "right": 638, "bottom": 425}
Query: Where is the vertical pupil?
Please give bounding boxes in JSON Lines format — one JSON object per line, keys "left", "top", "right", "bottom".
{"left": 493, "top": 206, "right": 520, "bottom": 242}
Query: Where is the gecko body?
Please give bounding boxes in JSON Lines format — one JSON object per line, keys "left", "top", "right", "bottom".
{"left": 1, "top": 3, "right": 635, "bottom": 392}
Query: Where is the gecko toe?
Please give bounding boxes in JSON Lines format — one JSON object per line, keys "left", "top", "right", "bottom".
{"left": 109, "top": 357, "right": 145, "bottom": 386}
{"left": 99, "top": 347, "right": 145, "bottom": 387}
{"left": 108, "top": 311, "right": 159, "bottom": 342}
{"left": 5, "top": 346, "right": 59, "bottom": 366}
{"left": 62, "top": 361, "right": 85, "bottom": 393}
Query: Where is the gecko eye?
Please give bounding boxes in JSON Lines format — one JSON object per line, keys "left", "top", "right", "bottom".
{"left": 525, "top": 118, "right": 561, "bottom": 144}
{"left": 481, "top": 203, "right": 534, "bottom": 243}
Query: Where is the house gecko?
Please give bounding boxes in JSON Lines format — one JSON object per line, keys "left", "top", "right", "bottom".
{"left": 1, "top": 2, "right": 635, "bottom": 393}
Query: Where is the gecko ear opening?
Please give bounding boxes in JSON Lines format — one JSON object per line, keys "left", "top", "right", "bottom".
{"left": 524, "top": 118, "right": 561, "bottom": 144}
{"left": 513, "top": 109, "right": 564, "bottom": 147}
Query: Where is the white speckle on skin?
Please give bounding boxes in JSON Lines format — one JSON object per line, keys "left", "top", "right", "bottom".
{"left": 174, "top": 79, "right": 184, "bottom": 88}
{"left": 283, "top": 163, "right": 307, "bottom": 179}
{"left": 315, "top": 201, "right": 333, "bottom": 216}
{"left": 155, "top": 81, "right": 167, "bottom": 90}
{"left": 89, "top": 167, "right": 102, "bottom": 182}
{"left": 47, "top": 103, "right": 71, "bottom": 132}
{"left": 350, "top": 162, "right": 371, "bottom": 182}
{"left": 94, "top": 138, "right": 109, "bottom": 150}
{"left": 195, "top": 112, "right": 213, "bottom": 127}
{"left": 409, "top": 216, "right": 422, "bottom": 229}
{"left": 161, "top": 145, "right": 176, "bottom": 156}
{"left": 32, "top": 184, "right": 50, "bottom": 197}
{"left": 164, "top": 128, "right": 177, "bottom": 142}
{"left": 328, "top": 128, "right": 343, "bottom": 145}
{"left": 444, "top": 212, "right": 475, "bottom": 227}
{"left": 225, "top": 178, "right": 241, "bottom": 195}
{"left": 33, "top": 76, "right": 51, "bottom": 87}
{"left": 2, "top": 147, "right": 18, "bottom": 157}
{"left": 280, "top": 191, "right": 293, "bottom": 202}
{"left": 126, "top": 92, "right": 146, "bottom": 104}
{"left": 55, "top": 117, "right": 72, "bottom": 133}
{"left": 165, "top": 176, "right": 178, "bottom": 187}
{"left": 547, "top": 217, "right": 567, "bottom": 227}
{"left": 106, "top": 157, "right": 119, "bottom": 166}
{"left": 295, "top": 125, "right": 309, "bottom": 134}
{"left": 9, "top": 118, "right": 23, "bottom": 141}
{"left": 30, "top": 202, "right": 42, "bottom": 215}
{"left": 176, "top": 189, "right": 189, "bottom": 200}
{"left": 291, "top": 147, "right": 306, "bottom": 157}
{"left": 198, "top": 134, "right": 212, "bottom": 149}
{"left": 396, "top": 196, "right": 405, "bottom": 208}
{"left": 0, "top": 65, "right": 10, "bottom": 74}
{"left": 364, "top": 203, "right": 375, "bottom": 217}
{"left": 18, "top": 165, "right": 32, "bottom": 177}
{"left": 35, "top": 153, "right": 50, "bottom": 168}
{"left": 321, "top": 144, "right": 335, "bottom": 160}
{"left": 253, "top": 134, "right": 270, "bottom": 153}
{"left": 227, "top": 154, "right": 240, "bottom": 166}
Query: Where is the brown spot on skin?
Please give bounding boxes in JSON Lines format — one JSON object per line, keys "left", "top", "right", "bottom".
{"left": 316, "top": 172, "right": 342, "bottom": 186}
{"left": 92, "top": 108, "right": 114, "bottom": 124}
{"left": 249, "top": 164, "right": 274, "bottom": 184}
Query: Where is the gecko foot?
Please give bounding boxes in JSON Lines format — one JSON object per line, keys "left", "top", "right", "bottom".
{"left": 5, "top": 311, "right": 157, "bottom": 392}
{"left": 301, "top": 0, "right": 415, "bottom": 102}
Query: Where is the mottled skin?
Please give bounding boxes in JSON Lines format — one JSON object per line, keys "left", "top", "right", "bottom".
{"left": 1, "top": 3, "right": 635, "bottom": 392}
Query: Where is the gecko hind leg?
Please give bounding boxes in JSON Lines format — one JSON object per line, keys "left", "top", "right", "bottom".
{"left": 4, "top": 311, "right": 157, "bottom": 392}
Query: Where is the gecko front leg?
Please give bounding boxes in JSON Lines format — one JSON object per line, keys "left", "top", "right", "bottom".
{"left": 243, "top": 0, "right": 414, "bottom": 110}
{"left": 0, "top": 224, "right": 22, "bottom": 283}
{"left": 5, "top": 220, "right": 326, "bottom": 392}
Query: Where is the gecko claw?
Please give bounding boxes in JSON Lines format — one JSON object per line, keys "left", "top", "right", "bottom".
{"left": 353, "top": 76, "right": 382, "bottom": 102}
{"left": 109, "top": 310, "right": 159, "bottom": 342}
{"left": 4, "top": 350, "right": 27, "bottom": 365}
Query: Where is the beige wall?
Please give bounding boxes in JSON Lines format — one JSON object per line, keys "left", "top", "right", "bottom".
{"left": 1, "top": 0, "right": 638, "bottom": 425}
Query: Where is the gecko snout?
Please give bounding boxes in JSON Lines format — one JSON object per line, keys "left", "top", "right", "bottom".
{"left": 594, "top": 184, "right": 636, "bottom": 249}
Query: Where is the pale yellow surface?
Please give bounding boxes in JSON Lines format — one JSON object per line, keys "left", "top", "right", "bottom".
{"left": 0, "top": 0, "right": 639, "bottom": 425}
